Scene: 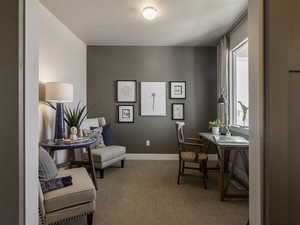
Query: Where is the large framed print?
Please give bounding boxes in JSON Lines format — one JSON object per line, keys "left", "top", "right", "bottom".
{"left": 140, "top": 82, "right": 167, "bottom": 116}
{"left": 169, "top": 81, "right": 186, "bottom": 99}
{"left": 116, "top": 80, "right": 137, "bottom": 103}
{"left": 118, "top": 105, "right": 134, "bottom": 123}
{"left": 172, "top": 103, "right": 184, "bottom": 120}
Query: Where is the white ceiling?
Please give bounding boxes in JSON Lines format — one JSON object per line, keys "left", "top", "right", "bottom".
{"left": 40, "top": 0, "right": 247, "bottom": 46}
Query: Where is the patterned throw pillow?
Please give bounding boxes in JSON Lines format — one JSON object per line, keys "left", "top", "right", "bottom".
{"left": 83, "top": 127, "right": 105, "bottom": 149}
{"left": 41, "top": 176, "right": 73, "bottom": 193}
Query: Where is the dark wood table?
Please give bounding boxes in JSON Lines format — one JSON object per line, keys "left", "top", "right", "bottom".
{"left": 40, "top": 138, "right": 98, "bottom": 190}
{"left": 198, "top": 132, "right": 249, "bottom": 201}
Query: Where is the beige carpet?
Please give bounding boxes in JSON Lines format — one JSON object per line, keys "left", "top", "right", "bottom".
{"left": 63, "top": 160, "right": 248, "bottom": 225}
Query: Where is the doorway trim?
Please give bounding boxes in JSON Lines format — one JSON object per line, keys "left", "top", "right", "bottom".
{"left": 23, "top": 0, "right": 39, "bottom": 225}
{"left": 248, "top": 0, "right": 264, "bottom": 224}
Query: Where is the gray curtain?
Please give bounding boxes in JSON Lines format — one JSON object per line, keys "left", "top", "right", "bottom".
{"left": 217, "top": 35, "right": 229, "bottom": 126}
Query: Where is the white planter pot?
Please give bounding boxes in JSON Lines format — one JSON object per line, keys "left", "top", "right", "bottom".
{"left": 212, "top": 127, "right": 220, "bottom": 135}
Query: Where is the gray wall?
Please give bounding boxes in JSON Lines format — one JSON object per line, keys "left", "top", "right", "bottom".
{"left": 87, "top": 46, "right": 217, "bottom": 154}
{"left": 0, "top": 1, "right": 23, "bottom": 224}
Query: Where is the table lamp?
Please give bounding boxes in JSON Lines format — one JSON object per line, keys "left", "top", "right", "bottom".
{"left": 45, "top": 82, "right": 73, "bottom": 141}
{"left": 217, "top": 93, "right": 231, "bottom": 136}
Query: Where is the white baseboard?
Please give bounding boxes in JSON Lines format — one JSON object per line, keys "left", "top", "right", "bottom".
{"left": 126, "top": 153, "right": 218, "bottom": 161}
{"left": 126, "top": 154, "right": 178, "bottom": 160}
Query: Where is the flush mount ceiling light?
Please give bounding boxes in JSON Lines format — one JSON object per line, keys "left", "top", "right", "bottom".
{"left": 142, "top": 7, "right": 158, "bottom": 20}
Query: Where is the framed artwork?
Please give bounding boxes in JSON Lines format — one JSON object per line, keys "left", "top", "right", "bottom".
{"left": 116, "top": 80, "right": 137, "bottom": 103}
{"left": 169, "top": 81, "right": 186, "bottom": 99}
{"left": 172, "top": 103, "right": 185, "bottom": 120}
{"left": 140, "top": 82, "right": 167, "bottom": 116}
{"left": 118, "top": 105, "right": 134, "bottom": 123}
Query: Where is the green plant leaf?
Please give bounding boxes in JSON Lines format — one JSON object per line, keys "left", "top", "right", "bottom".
{"left": 63, "top": 102, "right": 87, "bottom": 129}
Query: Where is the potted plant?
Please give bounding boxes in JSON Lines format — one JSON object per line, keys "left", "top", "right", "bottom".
{"left": 209, "top": 119, "right": 223, "bottom": 135}
{"left": 47, "top": 102, "right": 87, "bottom": 137}
{"left": 64, "top": 103, "right": 87, "bottom": 129}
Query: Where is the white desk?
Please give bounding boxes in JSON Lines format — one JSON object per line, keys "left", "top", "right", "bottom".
{"left": 199, "top": 132, "right": 249, "bottom": 201}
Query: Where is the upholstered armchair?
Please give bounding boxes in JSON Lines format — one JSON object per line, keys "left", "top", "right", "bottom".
{"left": 82, "top": 118, "right": 126, "bottom": 179}
{"left": 39, "top": 167, "right": 96, "bottom": 225}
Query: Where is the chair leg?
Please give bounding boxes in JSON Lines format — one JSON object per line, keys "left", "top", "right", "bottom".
{"left": 181, "top": 161, "right": 185, "bottom": 174}
{"left": 203, "top": 174, "right": 207, "bottom": 189}
{"left": 204, "top": 159, "right": 208, "bottom": 179}
{"left": 199, "top": 162, "right": 202, "bottom": 172}
{"left": 100, "top": 169, "right": 104, "bottom": 179}
{"left": 202, "top": 161, "right": 207, "bottom": 190}
{"left": 87, "top": 213, "right": 94, "bottom": 225}
{"left": 177, "top": 159, "right": 182, "bottom": 185}
{"left": 121, "top": 159, "right": 125, "bottom": 168}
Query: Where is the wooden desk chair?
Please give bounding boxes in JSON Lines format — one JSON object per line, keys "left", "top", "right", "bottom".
{"left": 176, "top": 122, "right": 208, "bottom": 189}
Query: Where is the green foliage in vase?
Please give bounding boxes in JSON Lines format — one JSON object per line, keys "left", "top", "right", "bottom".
{"left": 209, "top": 119, "right": 224, "bottom": 128}
{"left": 64, "top": 103, "right": 87, "bottom": 129}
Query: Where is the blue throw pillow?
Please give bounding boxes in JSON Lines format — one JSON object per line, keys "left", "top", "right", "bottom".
{"left": 102, "top": 124, "right": 113, "bottom": 146}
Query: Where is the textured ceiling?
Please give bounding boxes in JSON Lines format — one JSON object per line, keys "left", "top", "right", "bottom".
{"left": 40, "top": 0, "right": 247, "bottom": 46}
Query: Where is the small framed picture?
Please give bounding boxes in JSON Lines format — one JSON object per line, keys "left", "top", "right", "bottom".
{"left": 117, "top": 80, "right": 137, "bottom": 103}
{"left": 169, "top": 81, "right": 186, "bottom": 99}
{"left": 172, "top": 103, "right": 184, "bottom": 120}
{"left": 118, "top": 105, "right": 134, "bottom": 123}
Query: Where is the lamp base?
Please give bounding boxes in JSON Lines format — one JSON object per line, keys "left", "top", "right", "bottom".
{"left": 54, "top": 103, "right": 65, "bottom": 141}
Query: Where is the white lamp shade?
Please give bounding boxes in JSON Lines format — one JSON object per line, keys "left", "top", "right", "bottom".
{"left": 45, "top": 82, "right": 73, "bottom": 103}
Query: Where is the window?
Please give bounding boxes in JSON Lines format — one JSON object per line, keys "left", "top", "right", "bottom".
{"left": 230, "top": 40, "right": 249, "bottom": 128}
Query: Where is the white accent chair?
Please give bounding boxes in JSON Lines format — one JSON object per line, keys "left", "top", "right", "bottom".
{"left": 82, "top": 118, "right": 126, "bottom": 178}
{"left": 39, "top": 167, "right": 96, "bottom": 225}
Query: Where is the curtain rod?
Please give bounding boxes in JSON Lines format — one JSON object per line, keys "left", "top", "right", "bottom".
{"left": 216, "top": 9, "right": 248, "bottom": 43}
{"left": 228, "top": 10, "right": 248, "bottom": 36}
{"left": 216, "top": 10, "right": 248, "bottom": 44}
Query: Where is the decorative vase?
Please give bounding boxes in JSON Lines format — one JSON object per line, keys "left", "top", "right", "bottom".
{"left": 212, "top": 127, "right": 220, "bottom": 135}
{"left": 69, "top": 126, "right": 78, "bottom": 140}
{"left": 54, "top": 103, "right": 65, "bottom": 141}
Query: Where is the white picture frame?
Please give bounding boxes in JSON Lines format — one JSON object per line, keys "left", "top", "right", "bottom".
{"left": 170, "top": 81, "right": 186, "bottom": 99}
{"left": 118, "top": 105, "right": 134, "bottom": 123}
{"left": 117, "top": 80, "right": 137, "bottom": 103}
{"left": 140, "top": 82, "right": 167, "bottom": 116}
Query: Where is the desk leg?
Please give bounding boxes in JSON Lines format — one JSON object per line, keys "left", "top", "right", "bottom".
{"left": 224, "top": 151, "right": 239, "bottom": 194}
{"left": 218, "top": 146, "right": 225, "bottom": 201}
{"left": 87, "top": 147, "right": 98, "bottom": 190}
